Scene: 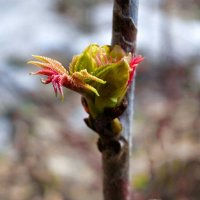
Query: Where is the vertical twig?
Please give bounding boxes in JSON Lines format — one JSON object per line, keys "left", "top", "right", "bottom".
{"left": 102, "top": 1, "right": 139, "bottom": 200}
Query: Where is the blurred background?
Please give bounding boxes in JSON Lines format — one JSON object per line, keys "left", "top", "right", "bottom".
{"left": 0, "top": 0, "right": 200, "bottom": 199}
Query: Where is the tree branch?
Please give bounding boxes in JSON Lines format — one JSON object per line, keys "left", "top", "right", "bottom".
{"left": 101, "top": 1, "right": 139, "bottom": 200}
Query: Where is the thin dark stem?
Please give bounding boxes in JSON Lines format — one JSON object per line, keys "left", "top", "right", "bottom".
{"left": 102, "top": 1, "right": 139, "bottom": 200}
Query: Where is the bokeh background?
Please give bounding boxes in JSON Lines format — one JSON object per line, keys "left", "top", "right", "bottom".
{"left": 0, "top": 0, "right": 200, "bottom": 199}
